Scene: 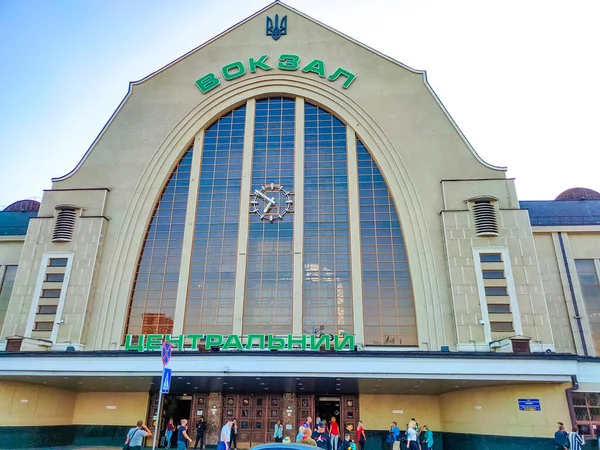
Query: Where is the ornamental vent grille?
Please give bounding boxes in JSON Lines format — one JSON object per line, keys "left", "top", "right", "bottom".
{"left": 52, "top": 208, "right": 77, "bottom": 242}
{"left": 473, "top": 200, "right": 499, "bottom": 237}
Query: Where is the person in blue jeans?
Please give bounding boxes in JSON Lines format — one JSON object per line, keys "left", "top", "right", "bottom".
{"left": 165, "top": 418, "right": 175, "bottom": 449}
{"left": 125, "top": 420, "right": 152, "bottom": 450}
{"left": 177, "top": 419, "right": 193, "bottom": 450}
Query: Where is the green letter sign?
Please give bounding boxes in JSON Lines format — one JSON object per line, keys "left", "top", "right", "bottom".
{"left": 194, "top": 54, "right": 357, "bottom": 94}
{"left": 124, "top": 333, "right": 355, "bottom": 352}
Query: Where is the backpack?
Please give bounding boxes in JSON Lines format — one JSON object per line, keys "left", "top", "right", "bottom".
{"left": 386, "top": 434, "right": 395, "bottom": 445}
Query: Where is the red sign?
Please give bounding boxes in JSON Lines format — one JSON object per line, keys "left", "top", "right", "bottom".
{"left": 161, "top": 341, "right": 172, "bottom": 366}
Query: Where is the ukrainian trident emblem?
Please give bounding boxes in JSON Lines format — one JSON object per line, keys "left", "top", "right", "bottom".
{"left": 266, "top": 14, "right": 287, "bottom": 41}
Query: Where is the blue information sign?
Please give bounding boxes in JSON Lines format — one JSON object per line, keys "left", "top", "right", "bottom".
{"left": 518, "top": 398, "right": 541, "bottom": 411}
{"left": 161, "top": 368, "right": 172, "bottom": 394}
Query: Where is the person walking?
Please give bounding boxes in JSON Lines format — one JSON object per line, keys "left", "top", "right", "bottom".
{"left": 339, "top": 431, "right": 356, "bottom": 450}
{"left": 554, "top": 423, "right": 569, "bottom": 450}
{"left": 219, "top": 418, "right": 234, "bottom": 450}
{"left": 165, "top": 418, "right": 175, "bottom": 449}
{"left": 329, "top": 417, "right": 340, "bottom": 450}
{"left": 274, "top": 419, "right": 284, "bottom": 442}
{"left": 177, "top": 419, "right": 193, "bottom": 450}
{"left": 297, "top": 425, "right": 307, "bottom": 443}
{"left": 356, "top": 421, "right": 366, "bottom": 450}
{"left": 390, "top": 422, "right": 400, "bottom": 450}
{"left": 301, "top": 426, "right": 317, "bottom": 446}
{"left": 230, "top": 418, "right": 238, "bottom": 450}
{"left": 125, "top": 420, "right": 152, "bottom": 450}
{"left": 421, "top": 425, "right": 433, "bottom": 450}
{"left": 312, "top": 421, "right": 332, "bottom": 450}
{"left": 194, "top": 416, "right": 207, "bottom": 449}
{"left": 405, "top": 420, "right": 418, "bottom": 450}
{"left": 569, "top": 426, "right": 584, "bottom": 450}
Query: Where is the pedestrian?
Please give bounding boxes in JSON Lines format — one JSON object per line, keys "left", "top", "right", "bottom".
{"left": 165, "top": 418, "right": 175, "bottom": 449}
{"left": 312, "top": 421, "right": 332, "bottom": 450}
{"left": 219, "top": 418, "right": 234, "bottom": 450}
{"left": 177, "top": 419, "right": 193, "bottom": 450}
{"left": 301, "top": 426, "right": 317, "bottom": 446}
{"left": 422, "top": 425, "right": 433, "bottom": 450}
{"left": 339, "top": 431, "right": 356, "bottom": 450}
{"left": 124, "top": 420, "right": 152, "bottom": 450}
{"left": 301, "top": 417, "right": 313, "bottom": 430}
{"left": 390, "top": 422, "right": 400, "bottom": 450}
{"left": 274, "top": 419, "right": 284, "bottom": 442}
{"left": 405, "top": 420, "right": 418, "bottom": 450}
{"left": 194, "top": 416, "right": 207, "bottom": 449}
{"left": 554, "top": 423, "right": 569, "bottom": 450}
{"left": 297, "top": 425, "right": 307, "bottom": 443}
{"left": 329, "top": 417, "right": 340, "bottom": 450}
{"left": 230, "top": 418, "right": 238, "bottom": 450}
{"left": 569, "top": 426, "right": 584, "bottom": 450}
{"left": 356, "top": 421, "right": 366, "bottom": 450}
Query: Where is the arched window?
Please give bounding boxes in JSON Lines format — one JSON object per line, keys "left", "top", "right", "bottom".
{"left": 125, "top": 97, "right": 417, "bottom": 346}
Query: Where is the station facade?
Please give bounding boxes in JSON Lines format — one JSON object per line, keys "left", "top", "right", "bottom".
{"left": 1, "top": 2, "right": 600, "bottom": 449}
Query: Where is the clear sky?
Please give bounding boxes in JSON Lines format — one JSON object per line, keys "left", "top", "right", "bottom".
{"left": 1, "top": 0, "right": 599, "bottom": 208}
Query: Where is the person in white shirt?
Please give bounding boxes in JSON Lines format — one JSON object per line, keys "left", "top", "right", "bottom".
{"left": 405, "top": 420, "right": 418, "bottom": 450}
{"left": 218, "top": 419, "right": 234, "bottom": 450}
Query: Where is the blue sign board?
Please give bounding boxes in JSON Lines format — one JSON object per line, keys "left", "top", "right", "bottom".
{"left": 161, "top": 368, "right": 172, "bottom": 394}
{"left": 161, "top": 341, "right": 172, "bottom": 367}
{"left": 518, "top": 398, "right": 541, "bottom": 411}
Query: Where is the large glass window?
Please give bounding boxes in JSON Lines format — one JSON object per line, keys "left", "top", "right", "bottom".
{"left": 575, "top": 259, "right": 600, "bottom": 354}
{"left": 125, "top": 147, "right": 193, "bottom": 335}
{"left": 0, "top": 265, "right": 17, "bottom": 333}
{"left": 243, "top": 97, "right": 295, "bottom": 335}
{"left": 303, "top": 103, "right": 353, "bottom": 336}
{"left": 184, "top": 105, "right": 246, "bottom": 335}
{"left": 357, "top": 139, "right": 417, "bottom": 346}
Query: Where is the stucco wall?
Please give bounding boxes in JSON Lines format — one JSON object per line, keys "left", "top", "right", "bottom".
{"left": 439, "top": 383, "right": 571, "bottom": 437}
{"left": 72, "top": 392, "right": 148, "bottom": 426}
{"left": 0, "top": 380, "right": 76, "bottom": 426}
{"left": 359, "top": 394, "right": 441, "bottom": 431}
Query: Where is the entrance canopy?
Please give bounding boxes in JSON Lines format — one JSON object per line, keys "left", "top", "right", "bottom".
{"left": 0, "top": 350, "right": 586, "bottom": 394}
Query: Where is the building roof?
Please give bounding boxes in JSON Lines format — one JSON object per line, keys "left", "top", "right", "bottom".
{"left": 0, "top": 200, "right": 39, "bottom": 236}
{"left": 520, "top": 199, "right": 600, "bottom": 226}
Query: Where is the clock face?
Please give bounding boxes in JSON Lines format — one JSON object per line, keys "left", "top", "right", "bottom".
{"left": 250, "top": 183, "right": 294, "bottom": 222}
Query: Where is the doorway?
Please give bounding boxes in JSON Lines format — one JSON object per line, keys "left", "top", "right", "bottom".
{"left": 315, "top": 397, "right": 340, "bottom": 426}
{"left": 162, "top": 395, "right": 192, "bottom": 447}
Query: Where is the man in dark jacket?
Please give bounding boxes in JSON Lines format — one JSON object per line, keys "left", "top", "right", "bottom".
{"left": 312, "top": 422, "right": 332, "bottom": 450}
{"left": 194, "top": 416, "right": 207, "bottom": 449}
{"left": 554, "top": 423, "right": 568, "bottom": 450}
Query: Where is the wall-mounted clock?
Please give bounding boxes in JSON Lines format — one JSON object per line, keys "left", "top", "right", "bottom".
{"left": 250, "top": 183, "right": 294, "bottom": 222}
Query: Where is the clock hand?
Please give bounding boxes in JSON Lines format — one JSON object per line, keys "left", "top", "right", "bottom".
{"left": 254, "top": 189, "right": 275, "bottom": 204}
{"left": 263, "top": 200, "right": 274, "bottom": 214}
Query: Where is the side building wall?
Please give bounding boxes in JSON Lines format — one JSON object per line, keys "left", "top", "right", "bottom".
{"left": 0, "top": 381, "right": 148, "bottom": 448}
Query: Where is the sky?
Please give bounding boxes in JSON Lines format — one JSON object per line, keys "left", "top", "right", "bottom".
{"left": 0, "top": 0, "right": 599, "bottom": 208}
